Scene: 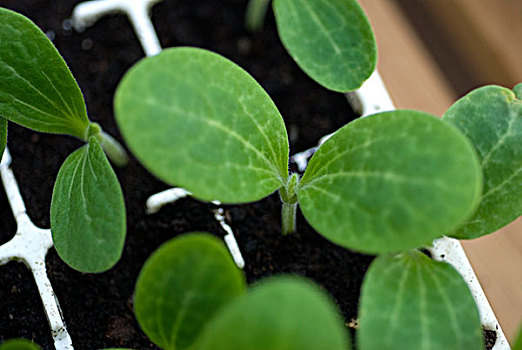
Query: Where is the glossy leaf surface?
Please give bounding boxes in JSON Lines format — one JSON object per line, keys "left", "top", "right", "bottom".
{"left": 443, "top": 85, "right": 522, "bottom": 238}
{"left": 115, "top": 47, "right": 288, "bottom": 203}
{"left": 299, "top": 111, "right": 482, "bottom": 253}
{"left": 273, "top": 0, "right": 376, "bottom": 92}
{"left": 358, "top": 252, "right": 483, "bottom": 350}
{"left": 194, "top": 276, "right": 350, "bottom": 350}
{"left": 0, "top": 8, "right": 89, "bottom": 138}
{"left": 134, "top": 233, "right": 245, "bottom": 350}
{"left": 0, "top": 339, "right": 40, "bottom": 350}
{"left": 51, "top": 137, "right": 126, "bottom": 273}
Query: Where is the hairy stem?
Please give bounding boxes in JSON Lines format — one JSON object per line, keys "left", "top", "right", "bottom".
{"left": 279, "top": 173, "right": 300, "bottom": 235}
{"left": 281, "top": 201, "right": 297, "bottom": 235}
{"left": 245, "top": 0, "right": 271, "bottom": 32}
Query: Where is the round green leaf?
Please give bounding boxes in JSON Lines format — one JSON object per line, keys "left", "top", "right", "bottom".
{"left": 0, "top": 339, "right": 40, "bottom": 350}
{"left": 134, "top": 233, "right": 246, "bottom": 350}
{"left": 358, "top": 252, "right": 483, "bottom": 350}
{"left": 273, "top": 0, "right": 377, "bottom": 92}
{"left": 194, "top": 276, "right": 350, "bottom": 350}
{"left": 115, "top": 47, "right": 289, "bottom": 203}
{"left": 0, "top": 8, "right": 89, "bottom": 138}
{"left": 298, "top": 111, "right": 482, "bottom": 254}
{"left": 51, "top": 137, "right": 126, "bottom": 273}
{"left": 443, "top": 85, "right": 522, "bottom": 239}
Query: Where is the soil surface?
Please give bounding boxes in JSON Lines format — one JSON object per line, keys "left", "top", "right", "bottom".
{"left": 0, "top": 1, "right": 371, "bottom": 349}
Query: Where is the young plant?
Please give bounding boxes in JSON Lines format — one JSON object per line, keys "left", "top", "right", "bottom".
{"left": 132, "top": 233, "right": 351, "bottom": 350}
{"left": 0, "top": 8, "right": 127, "bottom": 273}
{"left": 247, "top": 0, "right": 377, "bottom": 92}
{"left": 356, "top": 83, "right": 522, "bottom": 350}
{"left": 115, "top": 47, "right": 481, "bottom": 253}
{"left": 115, "top": 47, "right": 522, "bottom": 349}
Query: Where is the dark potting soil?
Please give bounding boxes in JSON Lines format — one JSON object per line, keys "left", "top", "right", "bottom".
{"left": 0, "top": 0, "right": 372, "bottom": 349}
{"left": 483, "top": 328, "right": 498, "bottom": 350}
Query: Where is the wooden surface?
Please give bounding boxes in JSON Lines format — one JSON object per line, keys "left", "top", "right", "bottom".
{"left": 395, "top": 0, "right": 522, "bottom": 94}
{"left": 358, "top": 0, "right": 522, "bottom": 343}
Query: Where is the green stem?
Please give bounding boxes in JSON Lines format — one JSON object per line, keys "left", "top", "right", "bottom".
{"left": 279, "top": 173, "right": 300, "bottom": 235}
{"left": 281, "top": 201, "right": 297, "bottom": 235}
{"left": 245, "top": 0, "right": 271, "bottom": 32}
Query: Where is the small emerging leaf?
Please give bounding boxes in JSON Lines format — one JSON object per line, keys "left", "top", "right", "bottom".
{"left": 443, "top": 85, "right": 522, "bottom": 239}
{"left": 115, "top": 47, "right": 289, "bottom": 203}
{"left": 0, "top": 339, "right": 40, "bottom": 350}
{"left": 299, "top": 111, "right": 482, "bottom": 254}
{"left": 51, "top": 137, "right": 126, "bottom": 273}
{"left": 0, "top": 117, "right": 6, "bottom": 160}
{"left": 194, "top": 276, "right": 351, "bottom": 350}
{"left": 134, "top": 233, "right": 246, "bottom": 350}
{"left": 0, "top": 8, "right": 89, "bottom": 138}
{"left": 358, "top": 252, "right": 483, "bottom": 350}
{"left": 273, "top": 0, "right": 377, "bottom": 92}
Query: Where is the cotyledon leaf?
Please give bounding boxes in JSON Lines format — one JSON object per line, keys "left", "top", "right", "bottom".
{"left": 134, "top": 233, "right": 246, "bottom": 350}
{"left": 0, "top": 339, "right": 41, "bottom": 350}
{"left": 443, "top": 84, "right": 522, "bottom": 239}
{"left": 193, "top": 276, "right": 351, "bottom": 350}
{"left": 273, "top": 0, "right": 376, "bottom": 92}
{"left": 357, "top": 252, "right": 483, "bottom": 350}
{"left": 50, "top": 137, "right": 126, "bottom": 273}
{"left": 0, "top": 8, "right": 89, "bottom": 139}
{"left": 298, "top": 110, "right": 482, "bottom": 254}
{"left": 115, "top": 47, "right": 289, "bottom": 203}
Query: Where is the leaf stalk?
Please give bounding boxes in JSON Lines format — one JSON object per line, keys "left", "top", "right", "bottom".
{"left": 245, "top": 0, "right": 271, "bottom": 32}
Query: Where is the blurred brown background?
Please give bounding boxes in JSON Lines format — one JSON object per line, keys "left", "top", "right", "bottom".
{"left": 358, "top": 0, "right": 522, "bottom": 344}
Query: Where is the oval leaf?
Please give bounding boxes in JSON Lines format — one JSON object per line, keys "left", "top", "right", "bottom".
{"left": 358, "top": 252, "right": 483, "bottom": 350}
{"left": 273, "top": 0, "right": 377, "bottom": 92}
{"left": 51, "top": 137, "right": 126, "bottom": 273}
{"left": 0, "top": 8, "right": 89, "bottom": 138}
{"left": 0, "top": 340, "right": 40, "bottom": 350}
{"left": 115, "top": 47, "right": 289, "bottom": 203}
{"left": 298, "top": 111, "right": 482, "bottom": 254}
{"left": 194, "top": 276, "right": 350, "bottom": 350}
{"left": 134, "top": 233, "right": 246, "bottom": 350}
{"left": 443, "top": 85, "right": 522, "bottom": 239}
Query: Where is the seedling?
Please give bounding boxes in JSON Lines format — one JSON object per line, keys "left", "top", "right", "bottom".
{"left": 133, "top": 233, "right": 350, "bottom": 350}
{"left": 0, "top": 8, "right": 127, "bottom": 273}
{"left": 247, "top": 0, "right": 377, "bottom": 92}
{"left": 115, "top": 46, "right": 521, "bottom": 349}
{"left": 115, "top": 47, "right": 481, "bottom": 253}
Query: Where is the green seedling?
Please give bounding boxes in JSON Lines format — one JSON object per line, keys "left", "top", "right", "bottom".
{"left": 0, "top": 8, "right": 127, "bottom": 273}
{"left": 0, "top": 339, "right": 40, "bottom": 350}
{"left": 115, "top": 47, "right": 522, "bottom": 349}
{"left": 356, "top": 83, "right": 521, "bottom": 350}
{"left": 246, "top": 0, "right": 377, "bottom": 92}
{"left": 115, "top": 47, "right": 482, "bottom": 254}
{"left": 133, "top": 233, "right": 351, "bottom": 350}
